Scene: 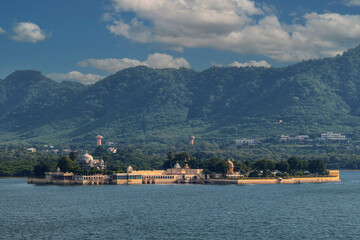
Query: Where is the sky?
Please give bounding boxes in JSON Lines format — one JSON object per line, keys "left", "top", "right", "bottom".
{"left": 1, "top": 0, "right": 360, "bottom": 84}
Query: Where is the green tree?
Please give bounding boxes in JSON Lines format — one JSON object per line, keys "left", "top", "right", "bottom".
{"left": 33, "top": 161, "right": 51, "bottom": 177}
{"left": 288, "top": 157, "right": 300, "bottom": 172}
{"left": 276, "top": 161, "right": 290, "bottom": 173}
{"left": 69, "top": 151, "right": 77, "bottom": 161}
{"left": 93, "top": 146, "right": 107, "bottom": 157}
{"left": 215, "top": 160, "right": 229, "bottom": 174}
{"left": 57, "top": 156, "right": 74, "bottom": 172}
{"left": 244, "top": 160, "right": 253, "bottom": 170}
{"left": 254, "top": 159, "right": 275, "bottom": 171}
{"left": 234, "top": 161, "right": 249, "bottom": 174}
{"left": 203, "top": 157, "right": 222, "bottom": 172}
{"left": 167, "top": 151, "right": 175, "bottom": 168}
{"left": 102, "top": 156, "right": 109, "bottom": 163}
{"left": 308, "top": 160, "right": 327, "bottom": 174}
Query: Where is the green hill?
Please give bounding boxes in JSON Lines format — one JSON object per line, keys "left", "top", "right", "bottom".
{"left": 2, "top": 45, "right": 360, "bottom": 148}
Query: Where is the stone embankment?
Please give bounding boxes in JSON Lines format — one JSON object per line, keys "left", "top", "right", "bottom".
{"left": 208, "top": 175, "right": 340, "bottom": 185}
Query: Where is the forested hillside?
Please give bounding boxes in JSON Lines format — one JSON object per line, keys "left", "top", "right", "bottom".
{"left": 2, "top": 45, "right": 360, "bottom": 148}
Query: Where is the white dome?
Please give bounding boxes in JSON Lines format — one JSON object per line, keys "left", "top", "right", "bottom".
{"left": 127, "top": 166, "right": 133, "bottom": 173}
{"left": 80, "top": 153, "right": 94, "bottom": 162}
{"left": 174, "top": 163, "right": 181, "bottom": 169}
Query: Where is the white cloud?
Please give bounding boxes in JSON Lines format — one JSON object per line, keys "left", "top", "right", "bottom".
{"left": 345, "top": 0, "right": 360, "bottom": 6}
{"left": 46, "top": 71, "right": 104, "bottom": 85}
{"left": 145, "top": 53, "right": 190, "bottom": 69}
{"left": 229, "top": 60, "right": 271, "bottom": 68}
{"left": 106, "top": 0, "right": 360, "bottom": 62}
{"left": 11, "top": 22, "right": 48, "bottom": 43}
{"left": 0, "top": 27, "right": 5, "bottom": 34}
{"left": 77, "top": 53, "right": 190, "bottom": 74}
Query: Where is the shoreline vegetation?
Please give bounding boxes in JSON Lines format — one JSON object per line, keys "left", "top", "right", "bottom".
{"left": 0, "top": 146, "right": 338, "bottom": 178}
{"left": 2, "top": 142, "right": 360, "bottom": 178}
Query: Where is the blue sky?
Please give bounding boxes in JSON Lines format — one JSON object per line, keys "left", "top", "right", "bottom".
{"left": 1, "top": 0, "right": 360, "bottom": 84}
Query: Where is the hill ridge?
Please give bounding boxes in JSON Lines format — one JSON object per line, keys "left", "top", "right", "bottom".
{"left": 1, "top": 45, "right": 360, "bottom": 146}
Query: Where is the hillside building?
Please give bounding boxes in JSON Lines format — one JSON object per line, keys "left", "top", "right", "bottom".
{"left": 280, "top": 135, "right": 310, "bottom": 141}
{"left": 26, "top": 147, "right": 36, "bottom": 153}
{"left": 107, "top": 148, "right": 117, "bottom": 154}
{"left": 320, "top": 132, "right": 346, "bottom": 141}
{"left": 234, "top": 138, "right": 260, "bottom": 145}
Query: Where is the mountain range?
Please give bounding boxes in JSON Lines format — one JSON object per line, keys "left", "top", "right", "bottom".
{"left": 2, "top": 45, "right": 360, "bottom": 147}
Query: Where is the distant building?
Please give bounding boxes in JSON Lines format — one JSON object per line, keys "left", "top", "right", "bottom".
{"left": 79, "top": 153, "right": 105, "bottom": 170}
{"left": 294, "top": 135, "right": 309, "bottom": 141}
{"left": 280, "top": 135, "right": 309, "bottom": 141}
{"left": 95, "top": 135, "right": 103, "bottom": 146}
{"left": 234, "top": 138, "right": 260, "bottom": 145}
{"left": 320, "top": 132, "right": 346, "bottom": 141}
{"left": 280, "top": 135, "right": 290, "bottom": 141}
{"left": 26, "top": 147, "right": 36, "bottom": 153}
{"left": 107, "top": 148, "right": 117, "bottom": 154}
{"left": 189, "top": 136, "right": 195, "bottom": 145}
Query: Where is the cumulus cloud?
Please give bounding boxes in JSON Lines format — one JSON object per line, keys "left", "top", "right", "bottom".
{"left": 77, "top": 53, "right": 190, "bottom": 74}
{"left": 46, "top": 71, "right": 104, "bottom": 85}
{"left": 0, "top": 27, "right": 5, "bottom": 34}
{"left": 11, "top": 22, "right": 48, "bottom": 43}
{"left": 145, "top": 53, "right": 190, "bottom": 69}
{"left": 105, "top": 0, "right": 360, "bottom": 62}
{"left": 229, "top": 60, "right": 271, "bottom": 68}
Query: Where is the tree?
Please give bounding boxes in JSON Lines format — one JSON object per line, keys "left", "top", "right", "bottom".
{"left": 254, "top": 159, "right": 275, "bottom": 171}
{"left": 102, "top": 156, "right": 109, "bottom": 163}
{"left": 174, "top": 152, "right": 192, "bottom": 163}
{"left": 234, "top": 161, "right": 249, "bottom": 174}
{"left": 299, "top": 160, "right": 308, "bottom": 171}
{"left": 244, "top": 160, "right": 253, "bottom": 170}
{"left": 308, "top": 160, "right": 327, "bottom": 174}
{"left": 33, "top": 161, "right": 51, "bottom": 177}
{"left": 69, "top": 151, "right": 77, "bottom": 161}
{"left": 57, "top": 156, "right": 74, "bottom": 172}
{"left": 93, "top": 146, "right": 107, "bottom": 157}
{"left": 276, "top": 161, "right": 290, "bottom": 173}
{"left": 215, "top": 160, "right": 229, "bottom": 174}
{"left": 288, "top": 157, "right": 300, "bottom": 172}
{"left": 204, "top": 157, "right": 222, "bottom": 172}
{"left": 167, "top": 151, "right": 175, "bottom": 168}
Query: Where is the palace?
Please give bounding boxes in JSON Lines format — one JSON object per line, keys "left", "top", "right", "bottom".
{"left": 27, "top": 153, "right": 340, "bottom": 186}
{"left": 28, "top": 160, "right": 204, "bottom": 185}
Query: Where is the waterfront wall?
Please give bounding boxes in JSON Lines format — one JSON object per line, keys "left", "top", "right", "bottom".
{"left": 235, "top": 175, "right": 340, "bottom": 185}
{"left": 207, "top": 172, "right": 340, "bottom": 185}
{"left": 28, "top": 171, "right": 341, "bottom": 185}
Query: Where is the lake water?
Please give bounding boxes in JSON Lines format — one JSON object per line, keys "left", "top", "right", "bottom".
{"left": 0, "top": 171, "right": 359, "bottom": 239}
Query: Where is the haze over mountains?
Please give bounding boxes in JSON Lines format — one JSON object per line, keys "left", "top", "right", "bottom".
{"left": 1, "top": 45, "right": 360, "bottom": 147}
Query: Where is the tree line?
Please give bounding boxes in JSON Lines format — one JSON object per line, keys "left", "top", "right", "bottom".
{"left": 163, "top": 152, "right": 327, "bottom": 177}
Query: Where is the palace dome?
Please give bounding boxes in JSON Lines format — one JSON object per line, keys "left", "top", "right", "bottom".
{"left": 80, "top": 153, "right": 94, "bottom": 162}
{"left": 127, "top": 166, "right": 133, "bottom": 173}
{"left": 174, "top": 163, "right": 181, "bottom": 169}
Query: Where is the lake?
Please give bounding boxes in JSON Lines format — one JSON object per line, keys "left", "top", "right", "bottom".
{"left": 0, "top": 171, "right": 359, "bottom": 239}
